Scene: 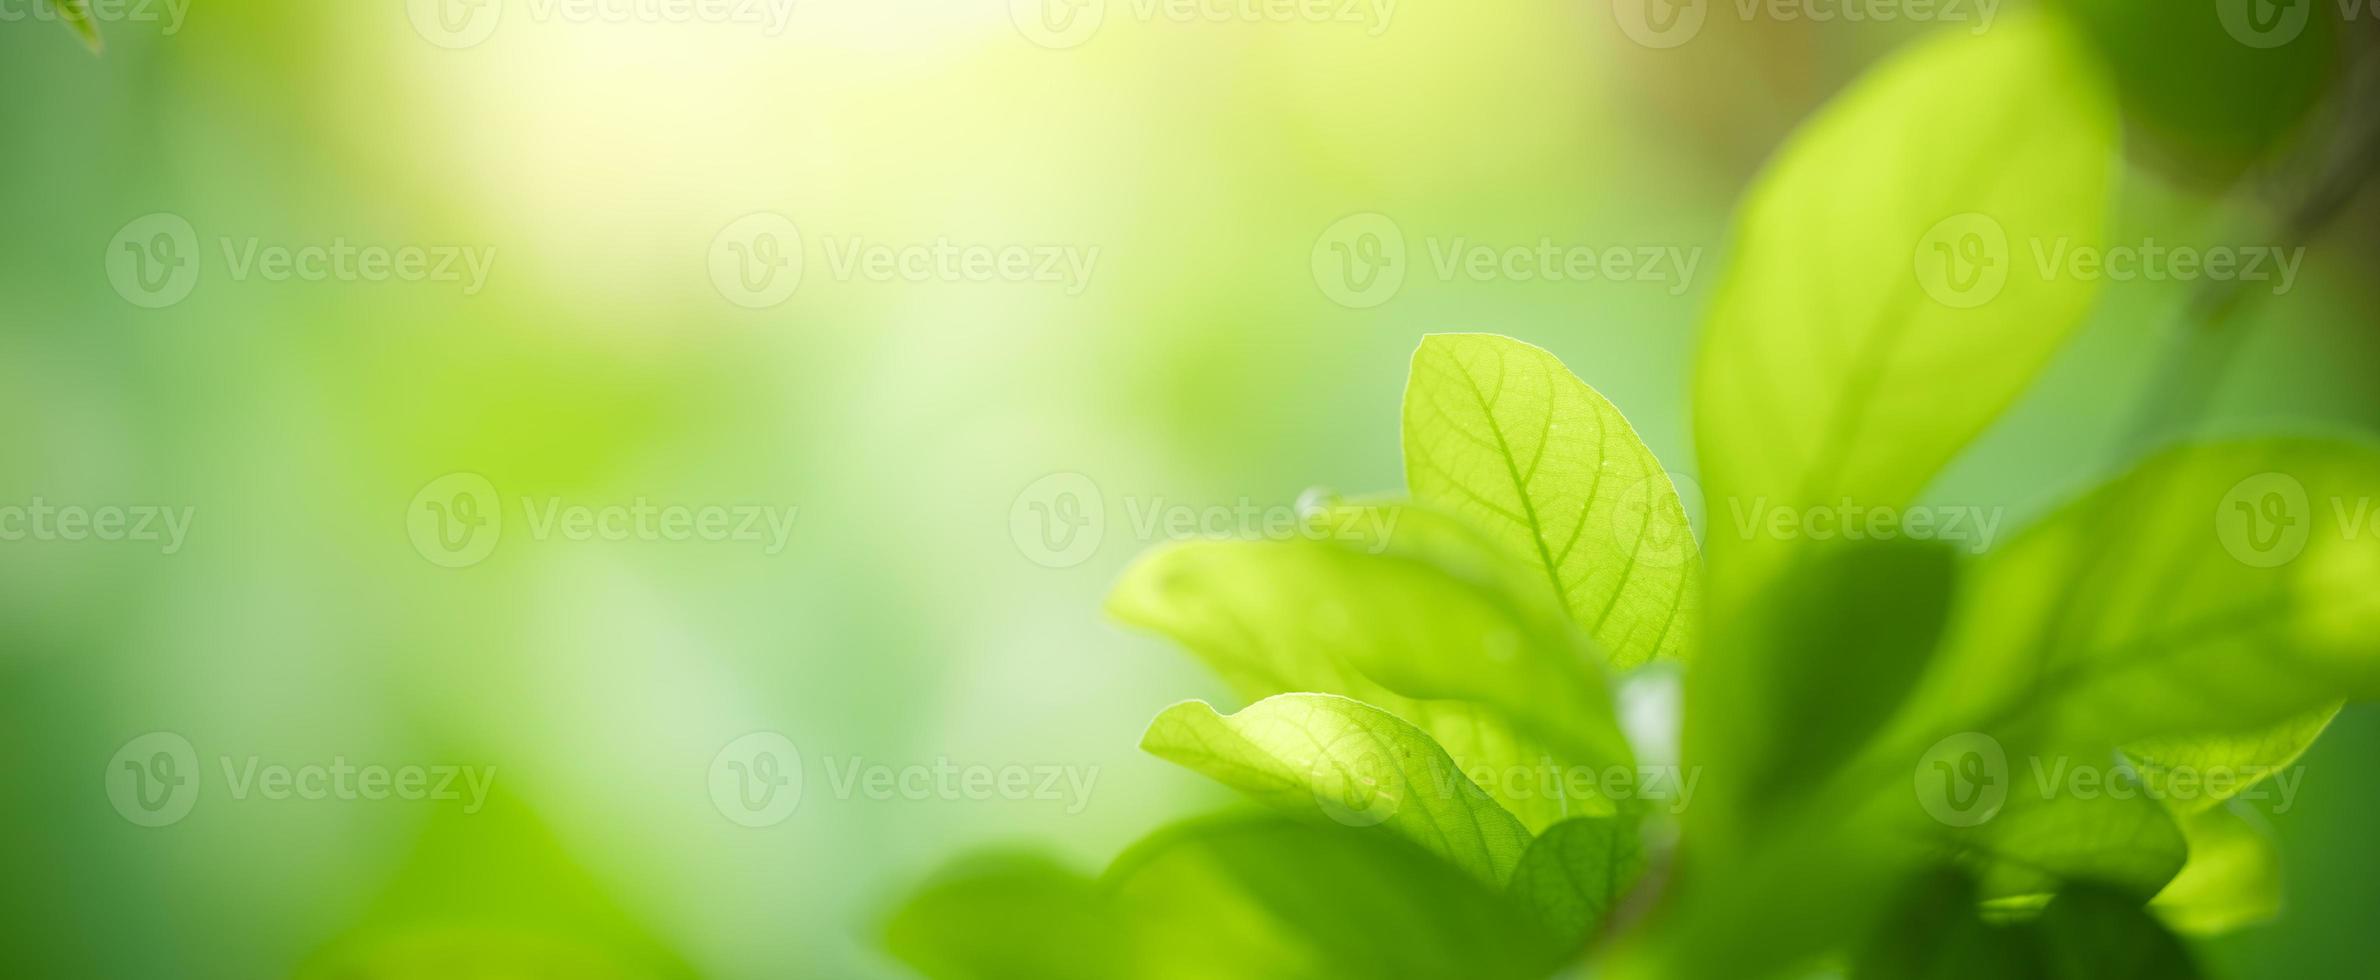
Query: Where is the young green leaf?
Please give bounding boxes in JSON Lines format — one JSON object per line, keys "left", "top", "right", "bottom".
{"left": 1140, "top": 694, "right": 1531, "bottom": 885}
{"left": 2124, "top": 703, "right": 2338, "bottom": 815}
{"left": 1403, "top": 333, "right": 1702, "bottom": 669}
{"left": 884, "top": 853, "right": 1127, "bottom": 980}
{"left": 47, "top": 0, "right": 102, "bottom": 52}
{"left": 1888, "top": 439, "right": 2380, "bottom": 749}
{"left": 1504, "top": 816, "right": 1647, "bottom": 942}
{"left": 1943, "top": 765, "right": 2187, "bottom": 901}
{"left": 1109, "top": 504, "right": 1634, "bottom": 830}
{"left": 1693, "top": 14, "right": 2118, "bottom": 614}
{"left": 1105, "top": 813, "right": 1566, "bottom": 980}
{"left": 2150, "top": 805, "right": 2283, "bottom": 935}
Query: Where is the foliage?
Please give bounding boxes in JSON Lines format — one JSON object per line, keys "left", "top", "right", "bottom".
{"left": 886, "top": 13, "right": 2380, "bottom": 979}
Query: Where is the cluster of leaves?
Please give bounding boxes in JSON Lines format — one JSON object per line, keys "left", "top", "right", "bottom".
{"left": 889, "top": 15, "right": 2380, "bottom": 980}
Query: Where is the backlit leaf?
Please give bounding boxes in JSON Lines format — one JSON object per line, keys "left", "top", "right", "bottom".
{"left": 1692, "top": 15, "right": 2118, "bottom": 616}
{"left": 1140, "top": 694, "right": 1532, "bottom": 885}
{"left": 1404, "top": 333, "right": 1702, "bottom": 668}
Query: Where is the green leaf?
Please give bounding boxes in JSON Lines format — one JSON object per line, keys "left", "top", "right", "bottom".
{"left": 884, "top": 853, "right": 1127, "bottom": 980}
{"left": 1105, "top": 813, "right": 1565, "bottom": 980}
{"left": 46, "top": 0, "right": 102, "bottom": 52}
{"left": 1854, "top": 874, "right": 2205, "bottom": 979}
{"left": 1140, "top": 694, "right": 1531, "bottom": 885}
{"left": 1692, "top": 14, "right": 2117, "bottom": 615}
{"left": 1109, "top": 503, "right": 1633, "bottom": 830}
{"left": 1686, "top": 538, "right": 1958, "bottom": 847}
{"left": 1890, "top": 439, "right": 2380, "bottom": 748}
{"left": 2150, "top": 805, "right": 2283, "bottom": 935}
{"left": 1944, "top": 760, "right": 2188, "bottom": 901}
{"left": 1403, "top": 333, "right": 1702, "bottom": 669}
{"left": 2031, "top": 886, "right": 2205, "bottom": 978}
{"left": 1851, "top": 872, "right": 2040, "bottom": 980}
{"left": 1505, "top": 816, "right": 1647, "bottom": 942}
{"left": 886, "top": 817, "right": 1569, "bottom": 980}
{"left": 2125, "top": 703, "right": 2338, "bottom": 815}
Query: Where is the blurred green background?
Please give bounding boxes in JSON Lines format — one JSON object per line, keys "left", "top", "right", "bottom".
{"left": 2, "top": 1, "right": 2375, "bottom": 977}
